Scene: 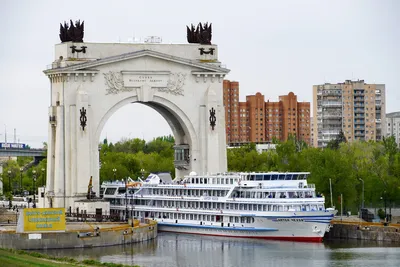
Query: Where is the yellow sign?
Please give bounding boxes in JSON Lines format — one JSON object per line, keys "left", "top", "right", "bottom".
{"left": 22, "top": 208, "right": 66, "bottom": 232}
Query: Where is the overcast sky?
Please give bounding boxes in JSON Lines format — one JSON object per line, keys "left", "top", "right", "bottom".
{"left": 1, "top": 0, "right": 399, "bottom": 148}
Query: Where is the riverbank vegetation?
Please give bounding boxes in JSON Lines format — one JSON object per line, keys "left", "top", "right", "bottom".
{"left": 0, "top": 248, "right": 138, "bottom": 267}
{"left": 99, "top": 134, "right": 400, "bottom": 212}
{"left": 1, "top": 134, "right": 399, "bottom": 213}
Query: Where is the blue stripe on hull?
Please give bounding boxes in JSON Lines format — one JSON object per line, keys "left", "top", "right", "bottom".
{"left": 158, "top": 222, "right": 278, "bottom": 231}
{"left": 258, "top": 215, "right": 334, "bottom": 219}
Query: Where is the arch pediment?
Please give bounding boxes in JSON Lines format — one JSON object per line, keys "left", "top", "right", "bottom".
{"left": 44, "top": 49, "right": 230, "bottom": 74}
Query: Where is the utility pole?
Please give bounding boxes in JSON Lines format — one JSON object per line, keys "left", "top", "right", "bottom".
{"left": 340, "top": 193, "right": 343, "bottom": 222}
{"left": 329, "top": 178, "right": 333, "bottom": 208}
{"left": 125, "top": 176, "right": 128, "bottom": 222}
{"left": 358, "top": 178, "right": 364, "bottom": 209}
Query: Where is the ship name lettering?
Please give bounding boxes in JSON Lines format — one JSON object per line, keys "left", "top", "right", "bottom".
{"left": 276, "top": 218, "right": 304, "bottom": 222}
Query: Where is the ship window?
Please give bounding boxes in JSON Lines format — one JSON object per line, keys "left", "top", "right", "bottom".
{"left": 250, "top": 175, "right": 255, "bottom": 181}
{"left": 292, "top": 174, "right": 299, "bottom": 180}
{"left": 105, "top": 188, "right": 117, "bottom": 195}
{"left": 285, "top": 174, "right": 292, "bottom": 180}
{"left": 264, "top": 175, "right": 271, "bottom": 180}
{"left": 278, "top": 174, "right": 285, "bottom": 180}
{"left": 256, "top": 175, "right": 263, "bottom": 181}
{"left": 271, "top": 175, "right": 278, "bottom": 180}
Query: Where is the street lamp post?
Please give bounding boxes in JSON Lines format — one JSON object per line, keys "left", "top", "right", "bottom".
{"left": 7, "top": 170, "right": 11, "bottom": 193}
{"left": 380, "top": 191, "right": 387, "bottom": 223}
{"left": 41, "top": 168, "right": 45, "bottom": 187}
{"left": 20, "top": 168, "right": 23, "bottom": 195}
{"left": 113, "top": 168, "right": 117, "bottom": 181}
{"left": 32, "top": 170, "right": 37, "bottom": 208}
{"left": 141, "top": 169, "right": 145, "bottom": 180}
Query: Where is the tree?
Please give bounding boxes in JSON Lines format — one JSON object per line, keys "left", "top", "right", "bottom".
{"left": 327, "top": 130, "right": 347, "bottom": 150}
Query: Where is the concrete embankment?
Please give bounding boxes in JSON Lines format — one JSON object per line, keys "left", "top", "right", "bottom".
{"left": 0, "top": 220, "right": 157, "bottom": 250}
{"left": 325, "top": 220, "right": 400, "bottom": 242}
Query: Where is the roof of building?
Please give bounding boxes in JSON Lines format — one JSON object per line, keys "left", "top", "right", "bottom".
{"left": 386, "top": 112, "right": 400, "bottom": 118}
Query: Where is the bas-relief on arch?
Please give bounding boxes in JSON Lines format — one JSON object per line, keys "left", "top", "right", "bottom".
{"left": 43, "top": 42, "right": 229, "bottom": 209}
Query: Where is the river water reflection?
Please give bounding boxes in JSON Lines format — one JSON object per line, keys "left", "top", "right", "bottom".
{"left": 40, "top": 233, "right": 400, "bottom": 267}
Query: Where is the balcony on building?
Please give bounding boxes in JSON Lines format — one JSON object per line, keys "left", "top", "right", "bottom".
{"left": 322, "top": 112, "right": 342, "bottom": 119}
{"left": 354, "top": 103, "right": 365, "bottom": 107}
{"left": 322, "top": 129, "right": 341, "bottom": 135}
{"left": 322, "top": 101, "right": 342, "bottom": 107}
{"left": 354, "top": 130, "right": 365, "bottom": 137}
{"left": 354, "top": 89, "right": 365, "bottom": 95}
{"left": 322, "top": 90, "right": 342, "bottom": 96}
{"left": 354, "top": 119, "right": 365, "bottom": 125}
{"left": 323, "top": 120, "right": 342, "bottom": 127}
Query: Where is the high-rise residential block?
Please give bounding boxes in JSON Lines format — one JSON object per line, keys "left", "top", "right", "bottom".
{"left": 313, "top": 80, "right": 386, "bottom": 148}
{"left": 386, "top": 112, "right": 400, "bottom": 147}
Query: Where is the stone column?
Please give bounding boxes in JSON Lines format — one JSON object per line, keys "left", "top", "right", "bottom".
{"left": 217, "top": 103, "right": 227, "bottom": 172}
{"left": 69, "top": 105, "right": 77, "bottom": 202}
{"left": 205, "top": 87, "right": 220, "bottom": 175}
{"left": 46, "top": 106, "right": 56, "bottom": 198}
{"left": 53, "top": 104, "right": 65, "bottom": 207}
{"left": 199, "top": 105, "right": 207, "bottom": 175}
{"left": 75, "top": 90, "right": 90, "bottom": 199}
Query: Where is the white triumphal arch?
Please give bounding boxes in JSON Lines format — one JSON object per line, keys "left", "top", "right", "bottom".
{"left": 43, "top": 34, "right": 229, "bottom": 208}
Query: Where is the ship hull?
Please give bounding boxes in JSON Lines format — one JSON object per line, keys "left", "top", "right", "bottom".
{"left": 156, "top": 215, "right": 332, "bottom": 243}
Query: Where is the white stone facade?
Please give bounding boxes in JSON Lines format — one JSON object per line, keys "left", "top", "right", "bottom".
{"left": 43, "top": 42, "right": 229, "bottom": 209}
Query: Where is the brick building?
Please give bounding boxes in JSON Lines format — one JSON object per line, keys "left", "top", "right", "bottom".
{"left": 223, "top": 80, "right": 311, "bottom": 146}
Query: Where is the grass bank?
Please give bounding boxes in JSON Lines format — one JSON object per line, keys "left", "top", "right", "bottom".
{"left": 0, "top": 248, "right": 139, "bottom": 267}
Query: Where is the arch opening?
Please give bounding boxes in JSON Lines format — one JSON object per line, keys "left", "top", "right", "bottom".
{"left": 95, "top": 95, "right": 198, "bottom": 184}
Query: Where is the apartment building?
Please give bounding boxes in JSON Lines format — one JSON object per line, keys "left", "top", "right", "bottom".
{"left": 223, "top": 80, "right": 240, "bottom": 144}
{"left": 386, "top": 112, "right": 400, "bottom": 147}
{"left": 223, "top": 80, "right": 311, "bottom": 146}
{"left": 313, "top": 80, "right": 385, "bottom": 148}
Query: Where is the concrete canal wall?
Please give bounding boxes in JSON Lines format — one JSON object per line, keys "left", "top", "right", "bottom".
{"left": 0, "top": 221, "right": 157, "bottom": 250}
{"left": 325, "top": 222, "right": 400, "bottom": 242}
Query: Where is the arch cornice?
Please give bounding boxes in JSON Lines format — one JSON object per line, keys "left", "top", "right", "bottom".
{"left": 44, "top": 49, "right": 230, "bottom": 75}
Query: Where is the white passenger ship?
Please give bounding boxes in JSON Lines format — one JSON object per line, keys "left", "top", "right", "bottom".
{"left": 101, "top": 172, "right": 336, "bottom": 242}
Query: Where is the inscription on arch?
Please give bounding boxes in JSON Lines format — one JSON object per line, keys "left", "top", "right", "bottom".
{"left": 103, "top": 71, "right": 186, "bottom": 96}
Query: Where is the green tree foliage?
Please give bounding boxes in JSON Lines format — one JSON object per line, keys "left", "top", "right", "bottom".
{"left": 326, "top": 130, "right": 347, "bottom": 150}
{"left": 227, "top": 138, "right": 400, "bottom": 212}
{"left": 99, "top": 136, "right": 175, "bottom": 183}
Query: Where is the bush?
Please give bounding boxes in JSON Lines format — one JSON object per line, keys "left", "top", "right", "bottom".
{"left": 377, "top": 208, "right": 386, "bottom": 219}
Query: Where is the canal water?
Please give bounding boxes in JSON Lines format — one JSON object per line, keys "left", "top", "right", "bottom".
{"left": 40, "top": 233, "right": 400, "bottom": 267}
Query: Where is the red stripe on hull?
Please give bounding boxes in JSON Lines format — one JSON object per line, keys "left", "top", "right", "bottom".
{"left": 159, "top": 230, "right": 323, "bottom": 243}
